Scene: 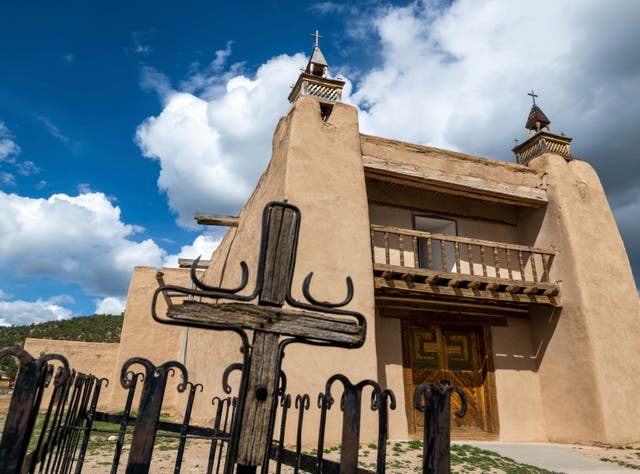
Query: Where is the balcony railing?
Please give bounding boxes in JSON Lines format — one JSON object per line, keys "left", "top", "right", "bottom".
{"left": 370, "top": 225, "right": 559, "bottom": 300}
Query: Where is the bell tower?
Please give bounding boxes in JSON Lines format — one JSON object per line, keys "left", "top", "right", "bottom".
{"left": 512, "top": 90, "right": 572, "bottom": 165}
{"left": 288, "top": 30, "right": 345, "bottom": 111}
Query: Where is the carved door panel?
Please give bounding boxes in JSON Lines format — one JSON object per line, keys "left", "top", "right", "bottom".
{"left": 403, "top": 323, "right": 494, "bottom": 436}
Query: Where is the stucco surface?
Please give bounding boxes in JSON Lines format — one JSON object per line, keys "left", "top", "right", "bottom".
{"left": 24, "top": 338, "right": 120, "bottom": 411}
{"left": 525, "top": 154, "right": 640, "bottom": 444}
{"left": 107, "top": 266, "right": 189, "bottom": 415}
{"left": 184, "top": 97, "right": 381, "bottom": 443}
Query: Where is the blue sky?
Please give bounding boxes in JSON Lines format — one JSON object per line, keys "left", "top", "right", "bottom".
{"left": 1, "top": 0, "right": 639, "bottom": 324}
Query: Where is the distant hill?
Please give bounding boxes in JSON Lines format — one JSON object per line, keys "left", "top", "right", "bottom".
{"left": 0, "top": 314, "right": 123, "bottom": 380}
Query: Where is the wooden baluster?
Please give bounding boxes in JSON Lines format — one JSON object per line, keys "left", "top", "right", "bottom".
{"left": 399, "top": 234, "right": 405, "bottom": 267}
{"left": 427, "top": 237, "right": 433, "bottom": 270}
{"left": 413, "top": 236, "right": 418, "bottom": 269}
{"left": 370, "top": 229, "right": 376, "bottom": 264}
{"left": 530, "top": 251, "right": 538, "bottom": 283}
{"left": 480, "top": 245, "right": 487, "bottom": 277}
{"left": 384, "top": 232, "right": 390, "bottom": 265}
{"left": 493, "top": 247, "right": 500, "bottom": 278}
{"left": 541, "top": 253, "right": 551, "bottom": 282}
{"left": 454, "top": 242, "right": 461, "bottom": 273}
{"left": 518, "top": 250, "right": 525, "bottom": 281}
{"left": 467, "top": 244, "right": 474, "bottom": 275}
{"left": 440, "top": 239, "right": 447, "bottom": 271}
{"left": 506, "top": 249, "right": 513, "bottom": 280}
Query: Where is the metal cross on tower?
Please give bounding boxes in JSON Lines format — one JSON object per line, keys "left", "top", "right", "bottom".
{"left": 528, "top": 89, "right": 538, "bottom": 105}
{"left": 310, "top": 30, "right": 324, "bottom": 47}
{"left": 152, "top": 201, "right": 366, "bottom": 474}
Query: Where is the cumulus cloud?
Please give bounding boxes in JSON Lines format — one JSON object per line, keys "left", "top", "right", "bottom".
{"left": 162, "top": 233, "right": 222, "bottom": 268}
{"left": 135, "top": 0, "right": 640, "bottom": 281}
{"left": 344, "top": 0, "right": 640, "bottom": 281}
{"left": 95, "top": 296, "right": 126, "bottom": 315}
{"left": 0, "top": 297, "right": 73, "bottom": 327}
{"left": 0, "top": 191, "right": 165, "bottom": 297}
{"left": 136, "top": 53, "right": 305, "bottom": 227}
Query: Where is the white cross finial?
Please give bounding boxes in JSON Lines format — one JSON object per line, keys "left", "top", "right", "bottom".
{"left": 310, "top": 30, "right": 324, "bottom": 47}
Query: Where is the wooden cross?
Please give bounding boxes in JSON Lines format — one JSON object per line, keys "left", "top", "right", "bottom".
{"left": 528, "top": 89, "right": 538, "bottom": 105}
{"left": 154, "top": 202, "right": 364, "bottom": 472}
{"left": 310, "top": 30, "right": 324, "bottom": 47}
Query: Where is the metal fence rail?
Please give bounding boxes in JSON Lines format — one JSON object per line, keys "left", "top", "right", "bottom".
{"left": 0, "top": 348, "right": 463, "bottom": 474}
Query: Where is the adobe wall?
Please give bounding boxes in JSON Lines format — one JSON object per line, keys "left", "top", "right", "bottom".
{"left": 23, "top": 338, "right": 120, "bottom": 412}
{"left": 490, "top": 319, "right": 546, "bottom": 441}
{"left": 522, "top": 153, "right": 640, "bottom": 444}
{"left": 184, "top": 96, "right": 380, "bottom": 445}
{"left": 106, "top": 266, "right": 191, "bottom": 417}
{"left": 367, "top": 186, "right": 548, "bottom": 441}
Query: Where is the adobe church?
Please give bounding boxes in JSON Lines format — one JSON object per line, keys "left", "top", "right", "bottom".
{"left": 26, "top": 38, "right": 640, "bottom": 445}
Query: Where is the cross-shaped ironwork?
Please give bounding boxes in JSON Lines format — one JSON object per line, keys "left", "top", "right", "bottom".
{"left": 152, "top": 201, "right": 365, "bottom": 474}
{"left": 528, "top": 89, "right": 538, "bottom": 105}
{"left": 310, "top": 29, "right": 324, "bottom": 47}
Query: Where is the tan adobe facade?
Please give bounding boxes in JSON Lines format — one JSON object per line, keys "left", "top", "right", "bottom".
{"left": 29, "top": 47, "right": 640, "bottom": 446}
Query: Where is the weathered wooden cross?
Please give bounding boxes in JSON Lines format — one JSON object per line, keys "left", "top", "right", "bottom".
{"left": 152, "top": 201, "right": 366, "bottom": 473}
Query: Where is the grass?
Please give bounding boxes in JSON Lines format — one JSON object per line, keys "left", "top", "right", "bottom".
{"left": 597, "top": 443, "right": 640, "bottom": 470}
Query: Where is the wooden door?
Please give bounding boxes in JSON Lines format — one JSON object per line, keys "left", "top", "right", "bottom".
{"left": 402, "top": 323, "right": 497, "bottom": 438}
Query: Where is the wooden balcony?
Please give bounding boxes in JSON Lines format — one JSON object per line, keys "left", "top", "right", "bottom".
{"left": 370, "top": 225, "right": 560, "bottom": 308}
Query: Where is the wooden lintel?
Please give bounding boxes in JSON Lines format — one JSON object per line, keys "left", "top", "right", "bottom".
{"left": 373, "top": 263, "right": 560, "bottom": 295}
{"left": 375, "top": 295, "right": 529, "bottom": 319}
{"left": 374, "top": 277, "right": 561, "bottom": 307}
{"left": 194, "top": 213, "right": 239, "bottom": 227}
{"left": 363, "top": 155, "right": 548, "bottom": 208}
{"left": 178, "top": 258, "right": 210, "bottom": 269}
{"left": 167, "top": 302, "right": 363, "bottom": 344}
{"left": 378, "top": 307, "right": 509, "bottom": 327}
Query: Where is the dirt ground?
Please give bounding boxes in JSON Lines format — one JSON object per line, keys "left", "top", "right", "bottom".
{"left": 1, "top": 393, "right": 638, "bottom": 473}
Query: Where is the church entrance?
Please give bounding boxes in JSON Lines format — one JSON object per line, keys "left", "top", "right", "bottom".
{"left": 402, "top": 321, "right": 498, "bottom": 439}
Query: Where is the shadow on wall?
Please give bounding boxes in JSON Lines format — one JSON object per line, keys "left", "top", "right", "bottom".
{"left": 492, "top": 307, "right": 560, "bottom": 372}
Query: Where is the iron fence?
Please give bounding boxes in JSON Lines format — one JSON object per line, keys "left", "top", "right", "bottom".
{"left": 0, "top": 348, "right": 463, "bottom": 474}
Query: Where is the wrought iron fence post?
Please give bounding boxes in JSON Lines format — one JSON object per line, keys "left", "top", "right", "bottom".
{"left": 123, "top": 358, "right": 188, "bottom": 474}
{"left": 0, "top": 347, "right": 69, "bottom": 474}
{"left": 414, "top": 383, "right": 466, "bottom": 474}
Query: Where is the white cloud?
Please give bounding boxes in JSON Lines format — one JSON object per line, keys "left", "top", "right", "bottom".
{"left": 35, "top": 114, "right": 80, "bottom": 154}
{"left": 136, "top": 52, "right": 305, "bottom": 227}
{"left": 0, "top": 122, "right": 20, "bottom": 162}
{"left": 95, "top": 296, "right": 126, "bottom": 315}
{"left": 0, "top": 190, "right": 165, "bottom": 297}
{"left": 134, "top": 0, "right": 640, "bottom": 281}
{"left": 0, "top": 297, "right": 73, "bottom": 327}
{"left": 162, "top": 233, "right": 222, "bottom": 268}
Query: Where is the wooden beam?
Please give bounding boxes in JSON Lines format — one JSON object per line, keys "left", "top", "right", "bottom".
{"left": 373, "top": 263, "right": 560, "bottom": 295}
{"left": 375, "top": 295, "right": 529, "bottom": 317}
{"left": 194, "top": 213, "right": 239, "bottom": 227}
{"left": 167, "top": 302, "right": 363, "bottom": 345}
{"left": 374, "top": 277, "right": 561, "bottom": 307}
{"left": 363, "top": 155, "right": 548, "bottom": 208}
{"left": 378, "top": 307, "right": 509, "bottom": 326}
{"left": 178, "top": 258, "right": 210, "bottom": 269}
